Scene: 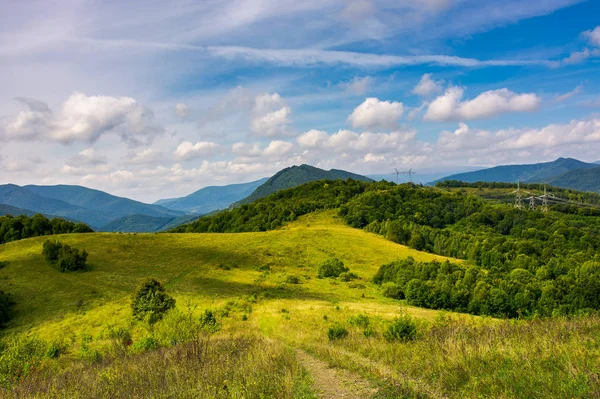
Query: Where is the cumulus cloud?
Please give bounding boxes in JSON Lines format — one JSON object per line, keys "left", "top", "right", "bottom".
{"left": 69, "top": 148, "right": 107, "bottom": 165}
{"left": 412, "top": 73, "right": 444, "bottom": 97}
{"left": 424, "top": 87, "right": 541, "bottom": 122}
{"left": 297, "top": 129, "right": 416, "bottom": 154}
{"left": 2, "top": 92, "right": 163, "bottom": 145}
{"left": 175, "top": 103, "right": 189, "bottom": 118}
{"left": 250, "top": 93, "right": 292, "bottom": 137}
{"left": 339, "top": 76, "right": 374, "bottom": 95}
{"left": 232, "top": 140, "right": 294, "bottom": 161}
{"left": 583, "top": 26, "right": 600, "bottom": 47}
{"left": 174, "top": 141, "right": 219, "bottom": 160}
{"left": 347, "top": 97, "right": 404, "bottom": 129}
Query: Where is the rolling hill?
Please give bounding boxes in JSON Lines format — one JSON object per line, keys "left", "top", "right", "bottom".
{"left": 235, "top": 164, "right": 372, "bottom": 206}
{"left": 0, "top": 204, "right": 38, "bottom": 217}
{"left": 436, "top": 158, "right": 598, "bottom": 185}
{"left": 154, "top": 178, "right": 268, "bottom": 214}
{"left": 100, "top": 213, "right": 200, "bottom": 233}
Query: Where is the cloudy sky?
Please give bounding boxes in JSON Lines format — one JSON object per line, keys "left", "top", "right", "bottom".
{"left": 1, "top": 0, "right": 600, "bottom": 202}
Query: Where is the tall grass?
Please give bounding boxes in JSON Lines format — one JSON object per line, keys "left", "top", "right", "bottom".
{"left": 6, "top": 335, "right": 314, "bottom": 399}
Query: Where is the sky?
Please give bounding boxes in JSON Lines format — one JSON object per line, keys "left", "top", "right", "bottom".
{"left": 1, "top": 0, "right": 600, "bottom": 202}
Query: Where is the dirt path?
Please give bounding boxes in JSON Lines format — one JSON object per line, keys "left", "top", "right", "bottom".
{"left": 296, "top": 349, "right": 378, "bottom": 399}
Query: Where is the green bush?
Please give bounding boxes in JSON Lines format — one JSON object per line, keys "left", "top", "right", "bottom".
{"left": 42, "top": 240, "right": 88, "bottom": 272}
{"left": 347, "top": 314, "right": 370, "bottom": 328}
{"left": 131, "top": 278, "right": 176, "bottom": 323}
{"left": 286, "top": 275, "right": 301, "bottom": 284}
{"left": 199, "top": 309, "right": 220, "bottom": 333}
{"left": 384, "top": 315, "right": 418, "bottom": 342}
{"left": 318, "top": 258, "right": 348, "bottom": 278}
{"left": 0, "top": 290, "right": 14, "bottom": 329}
{"left": 327, "top": 324, "right": 349, "bottom": 341}
{"left": 382, "top": 282, "right": 403, "bottom": 299}
{"left": 133, "top": 336, "right": 159, "bottom": 352}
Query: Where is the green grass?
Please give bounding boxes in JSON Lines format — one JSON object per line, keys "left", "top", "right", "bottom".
{"left": 0, "top": 211, "right": 598, "bottom": 398}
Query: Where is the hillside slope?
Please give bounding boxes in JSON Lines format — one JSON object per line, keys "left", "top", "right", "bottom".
{"left": 100, "top": 213, "right": 200, "bottom": 232}
{"left": 236, "top": 165, "right": 372, "bottom": 206}
{"left": 155, "top": 178, "right": 268, "bottom": 213}
{"left": 437, "top": 158, "right": 597, "bottom": 185}
{"left": 546, "top": 166, "right": 600, "bottom": 193}
{"left": 0, "top": 204, "right": 37, "bottom": 217}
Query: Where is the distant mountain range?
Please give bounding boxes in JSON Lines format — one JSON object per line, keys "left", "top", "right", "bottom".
{"left": 368, "top": 166, "right": 482, "bottom": 185}
{"left": 437, "top": 158, "right": 600, "bottom": 193}
{"left": 234, "top": 165, "right": 372, "bottom": 206}
{"left": 0, "top": 204, "right": 38, "bottom": 218}
{"left": 0, "top": 184, "right": 185, "bottom": 231}
{"left": 154, "top": 178, "right": 268, "bottom": 214}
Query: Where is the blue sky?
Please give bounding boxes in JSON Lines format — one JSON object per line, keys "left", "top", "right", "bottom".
{"left": 1, "top": 0, "right": 600, "bottom": 201}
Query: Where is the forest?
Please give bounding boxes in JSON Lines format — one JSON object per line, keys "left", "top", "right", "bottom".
{"left": 0, "top": 214, "right": 93, "bottom": 245}
{"left": 174, "top": 179, "right": 600, "bottom": 318}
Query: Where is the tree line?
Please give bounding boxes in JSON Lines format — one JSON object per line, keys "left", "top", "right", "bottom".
{"left": 0, "top": 214, "right": 93, "bottom": 245}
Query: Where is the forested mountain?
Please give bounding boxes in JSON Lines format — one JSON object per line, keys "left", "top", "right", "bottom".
{"left": 437, "top": 158, "right": 597, "bottom": 185}
{"left": 0, "top": 184, "right": 185, "bottom": 230}
{"left": 173, "top": 178, "right": 600, "bottom": 318}
{"left": 235, "top": 165, "right": 372, "bottom": 206}
{"left": 101, "top": 213, "right": 200, "bottom": 233}
{"left": 544, "top": 167, "right": 600, "bottom": 193}
{"left": 155, "top": 178, "right": 268, "bottom": 214}
{"left": 0, "top": 204, "right": 37, "bottom": 217}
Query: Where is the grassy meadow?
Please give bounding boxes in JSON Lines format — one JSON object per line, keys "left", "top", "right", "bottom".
{"left": 0, "top": 211, "right": 599, "bottom": 398}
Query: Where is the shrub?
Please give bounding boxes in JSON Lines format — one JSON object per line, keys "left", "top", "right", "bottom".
{"left": 339, "top": 272, "right": 358, "bottom": 282}
{"left": 382, "top": 282, "right": 404, "bottom": 299}
{"left": 42, "top": 240, "right": 88, "bottom": 272}
{"left": 327, "top": 324, "right": 349, "bottom": 341}
{"left": 318, "top": 258, "right": 348, "bottom": 278}
{"left": 348, "top": 314, "right": 370, "bottom": 328}
{"left": 0, "top": 261, "right": 8, "bottom": 269}
{"left": 131, "top": 278, "right": 176, "bottom": 323}
{"left": 286, "top": 275, "right": 301, "bottom": 284}
{"left": 384, "top": 315, "right": 418, "bottom": 342}
{"left": 132, "top": 336, "right": 159, "bottom": 352}
{"left": 199, "top": 309, "right": 219, "bottom": 333}
{"left": 0, "top": 290, "right": 14, "bottom": 328}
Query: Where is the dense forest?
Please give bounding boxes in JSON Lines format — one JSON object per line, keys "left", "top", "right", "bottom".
{"left": 0, "top": 214, "right": 93, "bottom": 244}
{"left": 171, "top": 179, "right": 394, "bottom": 233}
{"left": 174, "top": 179, "right": 600, "bottom": 318}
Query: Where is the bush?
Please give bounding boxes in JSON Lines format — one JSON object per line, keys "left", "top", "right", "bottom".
{"left": 286, "top": 275, "right": 301, "bottom": 284}
{"left": 131, "top": 278, "right": 176, "bottom": 323}
{"left": 382, "top": 282, "right": 404, "bottom": 299}
{"left": 339, "top": 272, "right": 358, "bottom": 282}
{"left": 384, "top": 315, "right": 418, "bottom": 342}
{"left": 199, "top": 309, "right": 220, "bottom": 333}
{"left": 348, "top": 314, "right": 370, "bottom": 328}
{"left": 327, "top": 324, "right": 349, "bottom": 341}
{"left": 318, "top": 258, "right": 349, "bottom": 278}
{"left": 0, "top": 290, "right": 14, "bottom": 329}
{"left": 132, "top": 336, "right": 159, "bottom": 353}
{"left": 42, "top": 240, "right": 88, "bottom": 272}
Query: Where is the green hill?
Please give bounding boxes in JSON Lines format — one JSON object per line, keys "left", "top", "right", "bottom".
{"left": 545, "top": 166, "right": 600, "bottom": 193}
{"left": 155, "top": 178, "right": 268, "bottom": 214}
{"left": 234, "top": 164, "right": 372, "bottom": 206}
{"left": 437, "top": 157, "right": 597, "bottom": 185}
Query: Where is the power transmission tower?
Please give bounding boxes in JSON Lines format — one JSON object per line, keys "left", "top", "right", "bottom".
{"left": 512, "top": 181, "right": 523, "bottom": 209}
{"left": 528, "top": 195, "right": 536, "bottom": 210}
{"left": 393, "top": 168, "right": 400, "bottom": 184}
{"left": 401, "top": 168, "right": 415, "bottom": 184}
{"left": 541, "top": 186, "right": 549, "bottom": 212}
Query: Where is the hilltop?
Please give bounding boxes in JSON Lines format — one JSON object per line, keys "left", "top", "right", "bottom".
{"left": 235, "top": 164, "right": 372, "bottom": 206}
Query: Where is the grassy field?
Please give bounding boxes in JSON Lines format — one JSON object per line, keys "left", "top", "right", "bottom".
{"left": 1, "top": 211, "right": 598, "bottom": 398}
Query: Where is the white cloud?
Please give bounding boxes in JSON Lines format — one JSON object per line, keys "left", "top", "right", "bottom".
{"left": 69, "top": 148, "right": 107, "bottom": 165}
{"left": 347, "top": 97, "right": 404, "bottom": 129}
{"left": 339, "top": 76, "right": 374, "bottom": 95}
{"left": 174, "top": 141, "right": 219, "bottom": 160}
{"left": 554, "top": 84, "right": 583, "bottom": 103}
{"left": 263, "top": 140, "right": 294, "bottom": 157}
{"left": 424, "top": 87, "right": 540, "bottom": 122}
{"left": 250, "top": 93, "right": 292, "bottom": 137}
{"left": 297, "top": 129, "right": 416, "bottom": 155}
{"left": 232, "top": 140, "right": 294, "bottom": 161}
{"left": 175, "top": 103, "right": 190, "bottom": 118}
{"left": 583, "top": 26, "right": 600, "bottom": 47}
{"left": 2, "top": 92, "right": 163, "bottom": 145}
{"left": 412, "top": 73, "right": 444, "bottom": 97}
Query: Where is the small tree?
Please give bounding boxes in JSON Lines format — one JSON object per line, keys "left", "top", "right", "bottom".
{"left": 318, "top": 258, "right": 349, "bottom": 278}
{"left": 131, "top": 278, "right": 176, "bottom": 323}
{"left": 0, "top": 290, "right": 14, "bottom": 328}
